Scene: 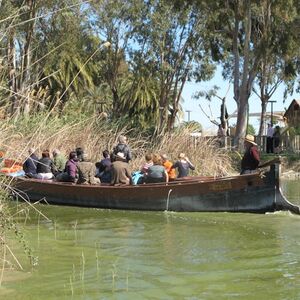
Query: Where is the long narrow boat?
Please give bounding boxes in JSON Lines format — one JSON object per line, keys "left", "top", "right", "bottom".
{"left": 9, "top": 161, "right": 300, "bottom": 214}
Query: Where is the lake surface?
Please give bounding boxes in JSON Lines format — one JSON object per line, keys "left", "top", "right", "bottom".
{"left": 1, "top": 180, "right": 300, "bottom": 299}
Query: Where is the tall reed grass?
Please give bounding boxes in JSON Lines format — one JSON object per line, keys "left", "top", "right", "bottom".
{"left": 0, "top": 112, "right": 234, "bottom": 176}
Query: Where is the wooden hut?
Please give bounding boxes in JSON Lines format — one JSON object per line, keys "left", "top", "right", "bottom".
{"left": 284, "top": 99, "right": 300, "bottom": 127}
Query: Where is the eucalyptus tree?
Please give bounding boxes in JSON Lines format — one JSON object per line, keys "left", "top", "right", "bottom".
{"left": 206, "top": 0, "right": 299, "bottom": 146}
{"left": 89, "top": 0, "right": 134, "bottom": 119}
{"left": 251, "top": 0, "right": 299, "bottom": 136}
{"left": 130, "top": 0, "right": 215, "bottom": 134}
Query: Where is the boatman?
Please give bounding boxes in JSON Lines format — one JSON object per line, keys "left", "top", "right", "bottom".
{"left": 240, "top": 134, "right": 260, "bottom": 175}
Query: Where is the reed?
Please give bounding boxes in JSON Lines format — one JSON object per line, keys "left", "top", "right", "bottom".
{"left": 0, "top": 113, "right": 234, "bottom": 177}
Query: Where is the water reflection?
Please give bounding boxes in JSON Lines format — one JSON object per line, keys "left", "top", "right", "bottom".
{"left": 1, "top": 180, "right": 300, "bottom": 299}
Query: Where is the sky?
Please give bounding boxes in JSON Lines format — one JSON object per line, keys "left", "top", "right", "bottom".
{"left": 181, "top": 66, "right": 300, "bottom": 135}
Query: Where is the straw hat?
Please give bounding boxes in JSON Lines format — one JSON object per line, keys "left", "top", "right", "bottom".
{"left": 244, "top": 134, "right": 257, "bottom": 145}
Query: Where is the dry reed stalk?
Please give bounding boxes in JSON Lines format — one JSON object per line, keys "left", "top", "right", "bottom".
{"left": 0, "top": 116, "right": 234, "bottom": 176}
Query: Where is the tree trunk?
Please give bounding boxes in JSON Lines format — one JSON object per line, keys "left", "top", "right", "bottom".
{"left": 259, "top": 99, "right": 267, "bottom": 136}
{"left": 22, "top": 0, "right": 36, "bottom": 115}
{"left": 7, "top": 29, "right": 19, "bottom": 117}
{"left": 233, "top": 0, "right": 253, "bottom": 148}
{"left": 235, "top": 96, "right": 248, "bottom": 146}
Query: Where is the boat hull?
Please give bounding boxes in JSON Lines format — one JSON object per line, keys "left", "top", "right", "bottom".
{"left": 10, "top": 165, "right": 283, "bottom": 213}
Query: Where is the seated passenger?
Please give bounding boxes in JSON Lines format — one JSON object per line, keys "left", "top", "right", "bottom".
{"left": 96, "top": 150, "right": 112, "bottom": 183}
{"left": 23, "top": 148, "right": 38, "bottom": 177}
{"left": 172, "top": 153, "right": 195, "bottom": 178}
{"left": 140, "top": 153, "right": 153, "bottom": 174}
{"left": 77, "top": 153, "right": 100, "bottom": 185}
{"left": 33, "top": 150, "right": 55, "bottom": 180}
{"left": 145, "top": 154, "right": 168, "bottom": 184}
{"left": 52, "top": 149, "right": 67, "bottom": 175}
{"left": 56, "top": 151, "right": 78, "bottom": 183}
{"left": 161, "top": 154, "right": 176, "bottom": 181}
{"left": 111, "top": 152, "right": 132, "bottom": 185}
{"left": 75, "top": 147, "right": 84, "bottom": 162}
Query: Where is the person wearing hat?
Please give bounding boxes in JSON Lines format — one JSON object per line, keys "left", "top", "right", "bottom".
{"left": 110, "top": 152, "right": 132, "bottom": 185}
{"left": 112, "top": 135, "right": 132, "bottom": 163}
{"left": 240, "top": 134, "right": 260, "bottom": 175}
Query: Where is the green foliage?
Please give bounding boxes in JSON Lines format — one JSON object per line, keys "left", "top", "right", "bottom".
{"left": 0, "top": 0, "right": 300, "bottom": 136}
{"left": 247, "top": 124, "right": 256, "bottom": 135}
{"left": 289, "top": 126, "right": 300, "bottom": 135}
{"left": 179, "top": 121, "right": 202, "bottom": 132}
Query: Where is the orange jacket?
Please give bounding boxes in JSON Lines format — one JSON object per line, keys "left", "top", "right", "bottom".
{"left": 163, "top": 160, "right": 176, "bottom": 179}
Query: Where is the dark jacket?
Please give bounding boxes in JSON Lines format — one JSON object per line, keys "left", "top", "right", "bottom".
{"left": 98, "top": 158, "right": 112, "bottom": 183}
{"left": 23, "top": 154, "right": 38, "bottom": 174}
{"left": 112, "top": 143, "right": 132, "bottom": 162}
{"left": 172, "top": 160, "right": 195, "bottom": 178}
{"left": 36, "top": 157, "right": 55, "bottom": 174}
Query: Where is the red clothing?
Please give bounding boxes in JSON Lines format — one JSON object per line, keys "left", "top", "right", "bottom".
{"left": 241, "top": 145, "right": 260, "bottom": 172}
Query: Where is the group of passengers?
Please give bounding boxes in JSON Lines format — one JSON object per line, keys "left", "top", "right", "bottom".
{"left": 22, "top": 135, "right": 195, "bottom": 186}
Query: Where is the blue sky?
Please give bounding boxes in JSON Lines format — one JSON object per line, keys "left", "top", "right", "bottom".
{"left": 182, "top": 67, "right": 300, "bottom": 133}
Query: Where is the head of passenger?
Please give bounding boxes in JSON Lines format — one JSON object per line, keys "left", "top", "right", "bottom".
{"left": 118, "top": 135, "right": 127, "bottom": 144}
{"left": 145, "top": 153, "right": 152, "bottom": 162}
{"left": 69, "top": 151, "right": 77, "bottom": 161}
{"left": 82, "top": 153, "right": 90, "bottom": 162}
{"left": 161, "top": 154, "right": 168, "bottom": 162}
{"left": 103, "top": 150, "right": 110, "bottom": 159}
{"left": 42, "top": 150, "right": 50, "bottom": 158}
{"left": 75, "top": 147, "right": 84, "bottom": 161}
{"left": 152, "top": 154, "right": 162, "bottom": 165}
{"left": 178, "top": 153, "right": 186, "bottom": 160}
{"left": 52, "top": 149, "right": 60, "bottom": 157}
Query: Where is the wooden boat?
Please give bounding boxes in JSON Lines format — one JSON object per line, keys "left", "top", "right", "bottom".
{"left": 9, "top": 161, "right": 300, "bottom": 214}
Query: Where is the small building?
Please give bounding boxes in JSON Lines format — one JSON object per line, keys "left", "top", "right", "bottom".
{"left": 284, "top": 99, "right": 300, "bottom": 127}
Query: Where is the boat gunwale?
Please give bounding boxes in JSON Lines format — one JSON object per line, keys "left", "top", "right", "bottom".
{"left": 12, "top": 172, "right": 261, "bottom": 189}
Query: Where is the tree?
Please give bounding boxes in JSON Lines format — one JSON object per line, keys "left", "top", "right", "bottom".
{"left": 206, "top": 0, "right": 299, "bottom": 147}
{"left": 251, "top": 0, "right": 299, "bottom": 136}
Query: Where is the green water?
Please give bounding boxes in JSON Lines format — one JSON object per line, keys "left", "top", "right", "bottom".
{"left": 1, "top": 180, "right": 300, "bottom": 299}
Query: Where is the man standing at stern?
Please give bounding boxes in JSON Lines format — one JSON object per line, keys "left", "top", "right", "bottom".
{"left": 240, "top": 134, "right": 260, "bottom": 175}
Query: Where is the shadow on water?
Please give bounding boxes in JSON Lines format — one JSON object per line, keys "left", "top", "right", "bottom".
{"left": 1, "top": 179, "right": 300, "bottom": 299}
